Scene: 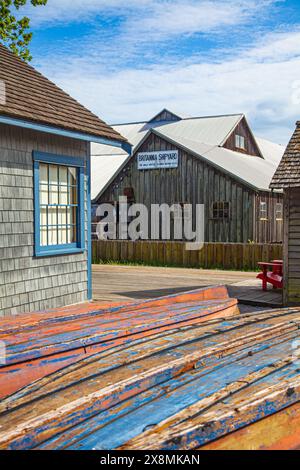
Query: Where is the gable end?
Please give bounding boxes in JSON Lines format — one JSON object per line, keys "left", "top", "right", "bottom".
{"left": 222, "top": 116, "right": 263, "bottom": 158}
{"left": 148, "top": 109, "right": 182, "bottom": 124}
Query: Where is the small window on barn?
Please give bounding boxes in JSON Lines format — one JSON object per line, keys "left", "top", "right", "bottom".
{"left": 34, "top": 152, "right": 85, "bottom": 257}
{"left": 275, "top": 202, "right": 283, "bottom": 221}
{"left": 259, "top": 201, "right": 268, "bottom": 221}
{"left": 212, "top": 202, "right": 230, "bottom": 220}
{"left": 235, "top": 134, "right": 246, "bottom": 150}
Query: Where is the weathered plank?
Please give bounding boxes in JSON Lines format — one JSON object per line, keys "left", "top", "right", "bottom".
{"left": 92, "top": 240, "right": 283, "bottom": 271}
{"left": 0, "top": 297, "right": 299, "bottom": 450}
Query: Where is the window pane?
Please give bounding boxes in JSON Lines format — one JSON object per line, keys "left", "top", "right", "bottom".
{"left": 40, "top": 184, "right": 48, "bottom": 205}
{"left": 58, "top": 227, "right": 67, "bottom": 245}
{"left": 38, "top": 162, "right": 79, "bottom": 249}
{"left": 67, "top": 206, "right": 77, "bottom": 226}
{"left": 49, "top": 165, "right": 58, "bottom": 185}
{"left": 60, "top": 185, "right": 68, "bottom": 205}
{"left": 49, "top": 185, "right": 59, "bottom": 205}
{"left": 235, "top": 134, "right": 245, "bottom": 149}
{"left": 48, "top": 207, "right": 57, "bottom": 226}
{"left": 276, "top": 203, "right": 283, "bottom": 220}
{"left": 213, "top": 202, "right": 230, "bottom": 219}
{"left": 58, "top": 207, "right": 67, "bottom": 225}
{"left": 224, "top": 203, "right": 230, "bottom": 218}
{"left": 67, "top": 225, "right": 77, "bottom": 244}
{"left": 67, "top": 207, "right": 77, "bottom": 243}
{"left": 68, "top": 167, "right": 77, "bottom": 185}
{"left": 40, "top": 207, "right": 47, "bottom": 226}
{"left": 40, "top": 205, "right": 48, "bottom": 247}
{"left": 40, "top": 164, "right": 48, "bottom": 185}
{"left": 41, "top": 227, "right": 48, "bottom": 247}
{"left": 48, "top": 227, "right": 58, "bottom": 246}
{"left": 69, "top": 185, "right": 78, "bottom": 205}
{"left": 260, "top": 202, "right": 268, "bottom": 220}
{"left": 59, "top": 166, "right": 68, "bottom": 185}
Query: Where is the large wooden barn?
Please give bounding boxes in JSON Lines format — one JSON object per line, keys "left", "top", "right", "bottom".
{"left": 270, "top": 121, "right": 300, "bottom": 305}
{"left": 92, "top": 109, "right": 284, "bottom": 243}
{"left": 0, "top": 44, "right": 128, "bottom": 316}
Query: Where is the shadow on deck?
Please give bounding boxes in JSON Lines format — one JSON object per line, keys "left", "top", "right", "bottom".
{"left": 92, "top": 265, "right": 283, "bottom": 310}
{"left": 228, "top": 279, "right": 283, "bottom": 308}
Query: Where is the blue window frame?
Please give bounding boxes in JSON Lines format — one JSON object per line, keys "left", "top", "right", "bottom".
{"left": 33, "top": 152, "right": 85, "bottom": 257}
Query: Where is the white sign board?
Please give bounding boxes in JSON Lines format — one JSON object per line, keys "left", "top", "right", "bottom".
{"left": 137, "top": 150, "right": 179, "bottom": 170}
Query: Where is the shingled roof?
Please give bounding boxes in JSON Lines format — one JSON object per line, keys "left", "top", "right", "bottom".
{"left": 270, "top": 122, "right": 300, "bottom": 189}
{"left": 0, "top": 44, "right": 126, "bottom": 143}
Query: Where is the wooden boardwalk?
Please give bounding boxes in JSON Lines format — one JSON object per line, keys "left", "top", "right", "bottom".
{"left": 93, "top": 265, "right": 283, "bottom": 308}
{"left": 228, "top": 279, "right": 283, "bottom": 307}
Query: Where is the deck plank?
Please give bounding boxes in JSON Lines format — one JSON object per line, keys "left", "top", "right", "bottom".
{"left": 92, "top": 264, "right": 283, "bottom": 307}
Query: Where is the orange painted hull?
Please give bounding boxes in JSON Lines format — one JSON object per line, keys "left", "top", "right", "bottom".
{"left": 0, "top": 286, "right": 238, "bottom": 400}
{"left": 200, "top": 402, "right": 300, "bottom": 450}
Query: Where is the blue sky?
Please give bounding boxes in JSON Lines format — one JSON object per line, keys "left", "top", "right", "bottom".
{"left": 23, "top": 0, "right": 300, "bottom": 144}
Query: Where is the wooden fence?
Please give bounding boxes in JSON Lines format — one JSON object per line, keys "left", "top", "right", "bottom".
{"left": 92, "top": 241, "right": 283, "bottom": 271}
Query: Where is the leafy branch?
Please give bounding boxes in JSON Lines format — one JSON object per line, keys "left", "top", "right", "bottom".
{"left": 0, "top": 0, "right": 48, "bottom": 61}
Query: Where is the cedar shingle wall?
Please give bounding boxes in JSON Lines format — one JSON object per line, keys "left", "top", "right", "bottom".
{"left": 270, "top": 123, "right": 300, "bottom": 189}
{"left": 284, "top": 188, "right": 300, "bottom": 305}
{"left": 0, "top": 124, "right": 88, "bottom": 316}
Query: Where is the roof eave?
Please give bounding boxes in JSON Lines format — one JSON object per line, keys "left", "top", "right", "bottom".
{"left": 92, "top": 153, "right": 133, "bottom": 203}
{"left": 0, "top": 114, "right": 132, "bottom": 154}
{"left": 92, "top": 130, "right": 154, "bottom": 202}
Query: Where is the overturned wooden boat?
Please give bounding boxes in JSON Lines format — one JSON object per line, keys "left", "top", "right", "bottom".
{"left": 0, "top": 285, "right": 299, "bottom": 450}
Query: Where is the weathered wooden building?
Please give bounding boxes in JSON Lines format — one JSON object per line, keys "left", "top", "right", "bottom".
{"left": 270, "top": 121, "right": 300, "bottom": 305}
{"left": 0, "top": 44, "right": 129, "bottom": 316}
{"left": 92, "top": 109, "right": 284, "bottom": 244}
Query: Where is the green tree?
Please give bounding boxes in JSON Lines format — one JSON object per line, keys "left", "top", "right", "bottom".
{"left": 0, "top": 0, "right": 47, "bottom": 61}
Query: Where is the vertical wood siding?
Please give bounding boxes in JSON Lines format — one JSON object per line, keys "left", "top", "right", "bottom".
{"left": 149, "top": 110, "right": 181, "bottom": 123}
{"left": 0, "top": 124, "right": 89, "bottom": 316}
{"left": 96, "top": 133, "right": 282, "bottom": 243}
{"left": 254, "top": 192, "right": 283, "bottom": 243}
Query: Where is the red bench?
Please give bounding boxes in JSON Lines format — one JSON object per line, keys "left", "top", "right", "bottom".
{"left": 257, "top": 260, "right": 283, "bottom": 291}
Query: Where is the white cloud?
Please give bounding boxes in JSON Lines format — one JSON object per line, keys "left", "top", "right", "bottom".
{"left": 248, "top": 29, "right": 300, "bottom": 61}
{"left": 37, "top": 24, "right": 300, "bottom": 145}
{"left": 28, "top": 0, "right": 276, "bottom": 38}
{"left": 125, "top": 0, "right": 275, "bottom": 39}
{"left": 25, "top": 0, "right": 141, "bottom": 25}
{"left": 28, "top": 0, "right": 298, "bottom": 144}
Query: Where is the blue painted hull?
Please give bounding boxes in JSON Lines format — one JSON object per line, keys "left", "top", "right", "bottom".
{"left": 0, "top": 287, "right": 299, "bottom": 450}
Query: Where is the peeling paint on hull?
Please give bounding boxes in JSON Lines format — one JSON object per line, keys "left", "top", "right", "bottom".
{"left": 0, "top": 286, "right": 299, "bottom": 450}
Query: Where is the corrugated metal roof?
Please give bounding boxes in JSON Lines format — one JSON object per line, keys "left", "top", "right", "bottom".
{"left": 256, "top": 137, "right": 285, "bottom": 165}
{"left": 156, "top": 114, "right": 243, "bottom": 146}
{"left": 91, "top": 123, "right": 145, "bottom": 158}
{"left": 91, "top": 114, "right": 243, "bottom": 157}
{"left": 91, "top": 112, "right": 284, "bottom": 199}
{"left": 154, "top": 130, "right": 283, "bottom": 191}
{"left": 91, "top": 153, "right": 129, "bottom": 200}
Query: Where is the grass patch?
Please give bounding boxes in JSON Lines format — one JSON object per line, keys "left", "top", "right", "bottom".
{"left": 93, "top": 259, "right": 259, "bottom": 272}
